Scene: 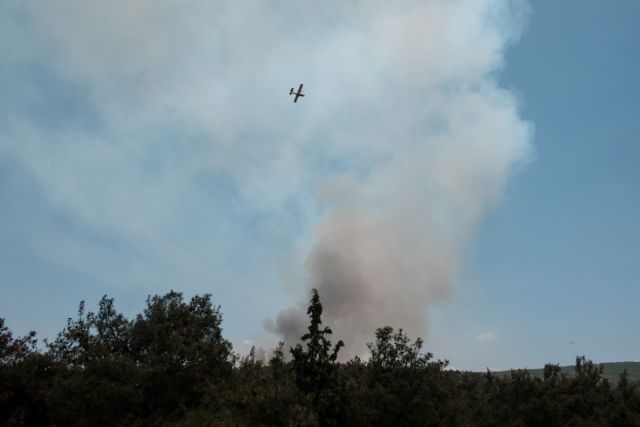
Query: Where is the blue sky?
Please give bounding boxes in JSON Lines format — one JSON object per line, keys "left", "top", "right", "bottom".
{"left": 430, "top": 0, "right": 640, "bottom": 369}
{"left": 1, "top": 0, "right": 638, "bottom": 370}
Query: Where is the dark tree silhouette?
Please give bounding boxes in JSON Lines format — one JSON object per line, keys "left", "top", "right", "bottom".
{"left": 290, "top": 288, "right": 345, "bottom": 425}
{"left": 1, "top": 291, "right": 639, "bottom": 426}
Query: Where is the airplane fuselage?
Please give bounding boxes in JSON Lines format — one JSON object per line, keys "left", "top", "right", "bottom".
{"left": 290, "top": 83, "right": 304, "bottom": 103}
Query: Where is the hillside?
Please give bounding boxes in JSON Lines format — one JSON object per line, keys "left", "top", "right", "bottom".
{"left": 492, "top": 361, "right": 640, "bottom": 383}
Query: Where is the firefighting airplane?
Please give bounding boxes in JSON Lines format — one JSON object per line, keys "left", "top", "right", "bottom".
{"left": 289, "top": 83, "right": 305, "bottom": 103}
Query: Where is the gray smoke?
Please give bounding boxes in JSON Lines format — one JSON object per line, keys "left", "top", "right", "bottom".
{"left": 267, "top": 0, "right": 533, "bottom": 356}
{"left": 2, "top": 0, "right": 532, "bottom": 355}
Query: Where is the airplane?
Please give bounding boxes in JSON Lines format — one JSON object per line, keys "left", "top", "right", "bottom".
{"left": 290, "top": 83, "right": 305, "bottom": 103}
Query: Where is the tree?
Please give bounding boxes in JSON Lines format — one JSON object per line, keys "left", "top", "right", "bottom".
{"left": 290, "top": 289, "right": 344, "bottom": 424}
{"left": 48, "top": 297, "right": 132, "bottom": 367}
{"left": 43, "top": 291, "right": 234, "bottom": 425}
{"left": 0, "top": 319, "right": 37, "bottom": 365}
{"left": 130, "top": 291, "right": 234, "bottom": 421}
{"left": 611, "top": 370, "right": 640, "bottom": 425}
{"left": 364, "top": 326, "right": 450, "bottom": 426}
{"left": 0, "top": 319, "right": 52, "bottom": 425}
{"left": 368, "top": 326, "right": 433, "bottom": 370}
{"left": 3, "top": 290, "right": 640, "bottom": 425}
{"left": 46, "top": 297, "right": 140, "bottom": 426}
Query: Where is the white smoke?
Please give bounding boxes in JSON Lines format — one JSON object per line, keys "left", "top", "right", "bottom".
{"left": 266, "top": 0, "right": 533, "bottom": 355}
{"left": 1, "top": 0, "right": 532, "bottom": 352}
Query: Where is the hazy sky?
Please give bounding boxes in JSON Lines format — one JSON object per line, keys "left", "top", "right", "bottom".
{"left": 1, "top": 0, "right": 638, "bottom": 370}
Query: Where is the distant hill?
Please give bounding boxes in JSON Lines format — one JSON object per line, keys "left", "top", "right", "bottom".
{"left": 491, "top": 362, "right": 640, "bottom": 383}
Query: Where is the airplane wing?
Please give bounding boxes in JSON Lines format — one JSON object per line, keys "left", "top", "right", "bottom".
{"left": 294, "top": 93, "right": 301, "bottom": 103}
{"left": 298, "top": 83, "right": 304, "bottom": 92}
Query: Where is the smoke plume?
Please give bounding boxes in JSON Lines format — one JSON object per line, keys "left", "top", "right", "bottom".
{"left": 2, "top": 0, "right": 531, "bottom": 350}
{"left": 267, "top": 0, "right": 533, "bottom": 355}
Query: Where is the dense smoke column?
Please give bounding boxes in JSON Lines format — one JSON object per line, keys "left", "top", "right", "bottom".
{"left": 270, "top": 0, "right": 533, "bottom": 356}
{"left": 2, "top": 0, "right": 532, "bottom": 355}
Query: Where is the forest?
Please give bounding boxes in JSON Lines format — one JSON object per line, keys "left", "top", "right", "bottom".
{"left": 1, "top": 289, "right": 639, "bottom": 426}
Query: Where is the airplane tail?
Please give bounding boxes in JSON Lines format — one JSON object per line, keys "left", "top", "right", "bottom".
{"left": 289, "top": 88, "right": 294, "bottom": 95}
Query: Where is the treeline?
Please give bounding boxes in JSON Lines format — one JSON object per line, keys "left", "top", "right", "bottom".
{"left": 1, "top": 289, "right": 639, "bottom": 426}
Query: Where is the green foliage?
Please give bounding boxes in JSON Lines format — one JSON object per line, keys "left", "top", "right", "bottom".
{"left": 368, "top": 326, "right": 434, "bottom": 370}
{"left": 48, "top": 296, "right": 132, "bottom": 366}
{"left": 291, "top": 289, "right": 344, "bottom": 392}
{"left": 129, "top": 291, "right": 234, "bottom": 422}
{"left": 356, "top": 326, "right": 452, "bottom": 426}
{"left": 0, "top": 319, "right": 37, "bottom": 365}
{"left": 2, "top": 291, "right": 233, "bottom": 426}
{"left": 0, "top": 319, "right": 53, "bottom": 425}
{"left": 1, "top": 291, "right": 640, "bottom": 426}
{"left": 495, "top": 360, "right": 640, "bottom": 383}
{"left": 290, "top": 288, "right": 345, "bottom": 425}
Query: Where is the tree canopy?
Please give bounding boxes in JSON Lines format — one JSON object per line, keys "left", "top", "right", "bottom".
{"left": 1, "top": 289, "right": 638, "bottom": 426}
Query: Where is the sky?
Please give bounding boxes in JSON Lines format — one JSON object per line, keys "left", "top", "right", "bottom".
{"left": 1, "top": 0, "right": 638, "bottom": 370}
